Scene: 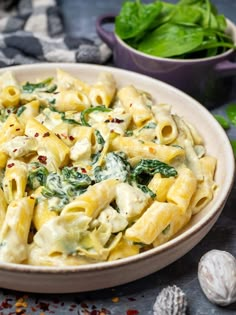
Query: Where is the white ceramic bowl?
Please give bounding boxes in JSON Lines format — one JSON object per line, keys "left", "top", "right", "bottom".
{"left": 0, "top": 63, "right": 234, "bottom": 293}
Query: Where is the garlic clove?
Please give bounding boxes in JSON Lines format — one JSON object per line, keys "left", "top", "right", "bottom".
{"left": 198, "top": 249, "right": 236, "bottom": 306}
{"left": 153, "top": 284, "right": 187, "bottom": 315}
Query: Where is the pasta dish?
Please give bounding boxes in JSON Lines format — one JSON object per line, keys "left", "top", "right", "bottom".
{"left": 0, "top": 69, "right": 217, "bottom": 266}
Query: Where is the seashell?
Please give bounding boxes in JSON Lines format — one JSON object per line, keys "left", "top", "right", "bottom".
{"left": 153, "top": 285, "right": 187, "bottom": 315}
{"left": 198, "top": 249, "right": 236, "bottom": 306}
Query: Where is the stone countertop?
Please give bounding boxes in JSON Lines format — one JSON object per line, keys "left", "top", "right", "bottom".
{"left": 0, "top": 1, "right": 236, "bottom": 314}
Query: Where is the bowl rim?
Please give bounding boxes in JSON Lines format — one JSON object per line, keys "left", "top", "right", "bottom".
{"left": 0, "top": 62, "right": 234, "bottom": 274}
{"left": 114, "top": 18, "right": 236, "bottom": 63}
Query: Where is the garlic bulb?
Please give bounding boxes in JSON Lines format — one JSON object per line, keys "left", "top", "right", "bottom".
{"left": 198, "top": 249, "right": 236, "bottom": 306}
{"left": 153, "top": 285, "right": 187, "bottom": 315}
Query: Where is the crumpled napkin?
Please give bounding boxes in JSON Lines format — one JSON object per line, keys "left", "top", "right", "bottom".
{"left": 0, "top": 0, "right": 112, "bottom": 67}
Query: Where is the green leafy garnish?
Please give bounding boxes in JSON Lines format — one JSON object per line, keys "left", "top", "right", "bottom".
{"left": 80, "top": 106, "right": 112, "bottom": 127}
{"left": 213, "top": 114, "right": 230, "bottom": 129}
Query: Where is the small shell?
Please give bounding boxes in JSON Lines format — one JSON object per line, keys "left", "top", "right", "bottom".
{"left": 198, "top": 249, "right": 236, "bottom": 306}
{"left": 153, "top": 285, "right": 187, "bottom": 315}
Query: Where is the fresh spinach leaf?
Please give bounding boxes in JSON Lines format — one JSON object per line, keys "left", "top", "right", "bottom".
{"left": 115, "top": 0, "right": 162, "bottom": 40}
{"left": 138, "top": 23, "right": 204, "bottom": 58}
{"left": 116, "top": 0, "right": 234, "bottom": 59}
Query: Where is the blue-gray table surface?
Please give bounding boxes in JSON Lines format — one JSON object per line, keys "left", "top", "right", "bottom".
{"left": 0, "top": 1, "right": 236, "bottom": 314}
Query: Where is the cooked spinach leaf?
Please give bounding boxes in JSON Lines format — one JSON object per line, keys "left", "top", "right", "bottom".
{"left": 136, "top": 183, "right": 156, "bottom": 198}
{"left": 80, "top": 106, "right": 111, "bottom": 127}
{"left": 61, "top": 167, "right": 92, "bottom": 188}
{"left": 131, "top": 159, "right": 177, "bottom": 181}
{"left": 22, "top": 77, "right": 57, "bottom": 93}
{"left": 16, "top": 106, "right": 26, "bottom": 117}
{"left": 27, "top": 165, "right": 49, "bottom": 190}
{"left": 94, "top": 152, "right": 130, "bottom": 182}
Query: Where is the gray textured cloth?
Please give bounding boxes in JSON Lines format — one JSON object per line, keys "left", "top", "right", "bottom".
{"left": 0, "top": 0, "right": 112, "bottom": 67}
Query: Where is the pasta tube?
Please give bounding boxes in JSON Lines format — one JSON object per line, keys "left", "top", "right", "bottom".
{"left": 111, "top": 136, "right": 185, "bottom": 164}
{"left": 0, "top": 196, "right": 35, "bottom": 263}
{"left": 1, "top": 86, "right": 20, "bottom": 107}
{"left": 167, "top": 167, "right": 197, "bottom": 214}
{"left": 25, "top": 118, "right": 70, "bottom": 171}
{"left": 3, "top": 160, "right": 27, "bottom": 203}
{"left": 118, "top": 85, "right": 152, "bottom": 126}
{"left": 190, "top": 156, "right": 217, "bottom": 215}
{"left": 125, "top": 201, "right": 179, "bottom": 244}
{"left": 89, "top": 72, "right": 116, "bottom": 107}
{"left": 61, "top": 179, "right": 119, "bottom": 218}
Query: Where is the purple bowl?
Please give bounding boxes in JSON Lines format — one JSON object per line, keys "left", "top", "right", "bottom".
{"left": 96, "top": 15, "right": 236, "bottom": 109}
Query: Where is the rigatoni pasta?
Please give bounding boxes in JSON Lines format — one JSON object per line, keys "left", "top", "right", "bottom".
{"left": 0, "top": 69, "right": 217, "bottom": 266}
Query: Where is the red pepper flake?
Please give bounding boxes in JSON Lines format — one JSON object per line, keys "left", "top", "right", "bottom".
{"left": 126, "top": 310, "right": 139, "bottom": 315}
{"left": 15, "top": 128, "right": 20, "bottom": 131}
{"left": 130, "top": 103, "right": 133, "bottom": 107}
{"left": 61, "top": 133, "right": 67, "bottom": 139}
{"left": 69, "top": 135, "right": 75, "bottom": 141}
{"left": 43, "top": 132, "right": 50, "bottom": 137}
{"left": 56, "top": 133, "right": 61, "bottom": 139}
{"left": 81, "top": 168, "right": 87, "bottom": 173}
{"left": 38, "top": 155, "right": 47, "bottom": 165}
{"left": 7, "top": 163, "right": 15, "bottom": 168}
{"left": 30, "top": 196, "right": 35, "bottom": 200}
{"left": 34, "top": 132, "right": 39, "bottom": 137}
{"left": 10, "top": 124, "right": 14, "bottom": 127}
{"left": 13, "top": 148, "right": 18, "bottom": 152}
